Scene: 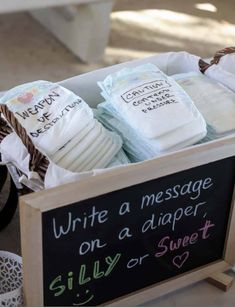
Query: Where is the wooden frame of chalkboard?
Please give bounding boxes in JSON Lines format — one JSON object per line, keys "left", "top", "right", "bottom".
{"left": 20, "top": 134, "right": 235, "bottom": 306}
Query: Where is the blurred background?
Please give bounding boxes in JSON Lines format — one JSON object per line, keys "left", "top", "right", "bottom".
{"left": 0, "top": 0, "right": 235, "bottom": 91}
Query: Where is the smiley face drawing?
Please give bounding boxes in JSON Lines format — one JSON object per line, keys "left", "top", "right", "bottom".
{"left": 73, "top": 289, "right": 94, "bottom": 306}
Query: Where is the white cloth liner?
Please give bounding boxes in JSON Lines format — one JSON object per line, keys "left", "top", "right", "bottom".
{"left": 204, "top": 65, "right": 235, "bottom": 94}
{"left": 204, "top": 53, "right": 235, "bottom": 92}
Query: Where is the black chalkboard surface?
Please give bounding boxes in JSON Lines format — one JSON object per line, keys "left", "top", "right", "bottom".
{"left": 42, "top": 156, "right": 235, "bottom": 306}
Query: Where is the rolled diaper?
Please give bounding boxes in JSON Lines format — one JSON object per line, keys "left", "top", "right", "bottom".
{"left": 67, "top": 128, "right": 122, "bottom": 172}
{"left": 98, "top": 63, "right": 199, "bottom": 139}
{"left": 173, "top": 72, "right": 235, "bottom": 137}
{"left": 0, "top": 80, "right": 93, "bottom": 156}
{"left": 78, "top": 133, "right": 122, "bottom": 172}
{"left": 51, "top": 120, "right": 96, "bottom": 163}
{"left": 71, "top": 131, "right": 109, "bottom": 171}
{"left": 55, "top": 120, "right": 104, "bottom": 169}
{"left": 0, "top": 80, "right": 129, "bottom": 177}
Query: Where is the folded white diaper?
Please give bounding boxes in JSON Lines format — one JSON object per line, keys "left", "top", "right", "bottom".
{"left": 98, "top": 63, "right": 198, "bottom": 139}
{"left": 96, "top": 101, "right": 207, "bottom": 162}
{"left": 173, "top": 72, "right": 235, "bottom": 136}
{"left": 159, "top": 116, "right": 206, "bottom": 151}
{"left": 95, "top": 105, "right": 155, "bottom": 161}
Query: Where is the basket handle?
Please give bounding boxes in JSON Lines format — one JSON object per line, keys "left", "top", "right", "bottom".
{"left": 0, "top": 104, "right": 49, "bottom": 176}
{"left": 210, "top": 46, "right": 235, "bottom": 64}
{"left": 199, "top": 46, "right": 235, "bottom": 73}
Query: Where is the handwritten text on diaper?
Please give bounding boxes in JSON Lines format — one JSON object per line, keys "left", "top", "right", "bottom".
{"left": 15, "top": 90, "right": 83, "bottom": 138}
{"left": 120, "top": 79, "right": 179, "bottom": 114}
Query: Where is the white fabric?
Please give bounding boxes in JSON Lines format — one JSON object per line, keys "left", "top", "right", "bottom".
{"left": 214, "top": 53, "right": 235, "bottom": 75}
{"left": 0, "top": 133, "right": 44, "bottom": 190}
{"left": 0, "top": 132, "right": 31, "bottom": 176}
{"left": 205, "top": 65, "right": 235, "bottom": 93}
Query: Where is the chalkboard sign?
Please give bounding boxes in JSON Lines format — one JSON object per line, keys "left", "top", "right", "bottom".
{"left": 40, "top": 156, "right": 235, "bottom": 306}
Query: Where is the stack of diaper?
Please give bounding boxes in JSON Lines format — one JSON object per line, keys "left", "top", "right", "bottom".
{"left": 172, "top": 72, "right": 235, "bottom": 141}
{"left": 51, "top": 118, "right": 128, "bottom": 172}
{"left": 0, "top": 80, "right": 129, "bottom": 174}
{"left": 97, "top": 64, "right": 207, "bottom": 162}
